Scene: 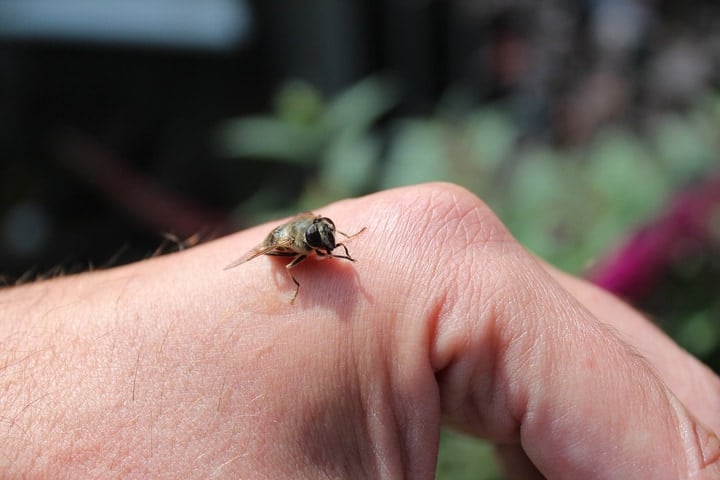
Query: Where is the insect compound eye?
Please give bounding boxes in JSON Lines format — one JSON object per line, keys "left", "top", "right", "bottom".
{"left": 305, "top": 222, "right": 323, "bottom": 248}
{"left": 306, "top": 218, "right": 335, "bottom": 250}
{"left": 321, "top": 225, "right": 336, "bottom": 250}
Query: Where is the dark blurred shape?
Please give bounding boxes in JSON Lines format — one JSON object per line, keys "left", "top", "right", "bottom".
{"left": 54, "top": 129, "right": 231, "bottom": 238}
{"left": 257, "top": 0, "right": 370, "bottom": 96}
{"left": 556, "top": 70, "right": 629, "bottom": 146}
{"left": 1, "top": 200, "right": 51, "bottom": 258}
{"left": 647, "top": 39, "right": 713, "bottom": 107}
{"left": 590, "top": 0, "right": 650, "bottom": 62}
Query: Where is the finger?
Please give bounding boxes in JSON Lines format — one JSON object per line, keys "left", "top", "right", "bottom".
{"left": 542, "top": 264, "right": 720, "bottom": 434}
{"left": 488, "top": 263, "right": 720, "bottom": 479}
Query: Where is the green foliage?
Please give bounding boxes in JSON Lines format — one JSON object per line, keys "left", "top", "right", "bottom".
{"left": 676, "top": 311, "right": 719, "bottom": 357}
{"left": 436, "top": 429, "right": 503, "bottom": 480}
{"left": 218, "top": 75, "right": 397, "bottom": 220}
{"left": 382, "top": 119, "right": 452, "bottom": 188}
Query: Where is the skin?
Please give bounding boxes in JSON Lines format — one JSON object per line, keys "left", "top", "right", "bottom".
{"left": 1, "top": 182, "right": 719, "bottom": 479}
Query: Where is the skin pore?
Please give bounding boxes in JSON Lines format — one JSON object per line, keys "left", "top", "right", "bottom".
{"left": 1, "top": 183, "right": 719, "bottom": 479}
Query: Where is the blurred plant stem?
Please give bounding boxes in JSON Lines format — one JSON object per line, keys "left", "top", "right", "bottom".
{"left": 54, "top": 128, "right": 231, "bottom": 238}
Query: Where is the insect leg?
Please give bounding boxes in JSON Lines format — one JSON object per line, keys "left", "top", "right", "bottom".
{"left": 338, "top": 243, "right": 351, "bottom": 258}
{"left": 334, "top": 244, "right": 356, "bottom": 262}
{"left": 331, "top": 227, "right": 365, "bottom": 262}
{"left": 286, "top": 254, "right": 307, "bottom": 303}
{"left": 315, "top": 246, "right": 355, "bottom": 262}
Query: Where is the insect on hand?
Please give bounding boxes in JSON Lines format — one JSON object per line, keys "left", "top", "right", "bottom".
{"left": 224, "top": 213, "right": 366, "bottom": 303}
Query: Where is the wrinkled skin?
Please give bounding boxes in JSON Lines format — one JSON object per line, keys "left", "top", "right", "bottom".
{"left": 1, "top": 183, "right": 719, "bottom": 479}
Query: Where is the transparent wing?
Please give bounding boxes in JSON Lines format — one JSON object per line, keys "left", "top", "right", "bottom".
{"left": 223, "top": 237, "right": 295, "bottom": 270}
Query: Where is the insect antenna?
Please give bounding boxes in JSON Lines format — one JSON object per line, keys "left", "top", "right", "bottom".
{"left": 337, "top": 226, "right": 367, "bottom": 242}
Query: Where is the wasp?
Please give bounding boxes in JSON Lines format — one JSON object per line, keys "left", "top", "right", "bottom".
{"left": 224, "top": 212, "right": 366, "bottom": 303}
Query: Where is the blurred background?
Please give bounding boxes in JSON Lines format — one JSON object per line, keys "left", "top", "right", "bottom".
{"left": 2, "top": 0, "right": 720, "bottom": 477}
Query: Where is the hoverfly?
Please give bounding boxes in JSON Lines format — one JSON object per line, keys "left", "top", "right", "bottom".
{"left": 224, "top": 212, "right": 366, "bottom": 303}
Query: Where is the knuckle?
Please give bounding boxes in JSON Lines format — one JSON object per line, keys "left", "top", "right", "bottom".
{"left": 395, "top": 182, "right": 513, "bottom": 252}
{"left": 374, "top": 182, "right": 523, "bottom": 309}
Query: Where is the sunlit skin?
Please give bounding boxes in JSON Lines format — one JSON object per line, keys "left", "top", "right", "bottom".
{"left": 1, "top": 183, "right": 719, "bottom": 479}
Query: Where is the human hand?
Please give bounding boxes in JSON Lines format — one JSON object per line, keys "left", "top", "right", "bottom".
{"left": 2, "top": 183, "right": 719, "bottom": 479}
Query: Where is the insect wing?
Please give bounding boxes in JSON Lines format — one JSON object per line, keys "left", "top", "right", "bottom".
{"left": 223, "top": 236, "right": 296, "bottom": 270}
{"left": 224, "top": 244, "right": 272, "bottom": 270}
{"left": 292, "top": 211, "right": 316, "bottom": 221}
